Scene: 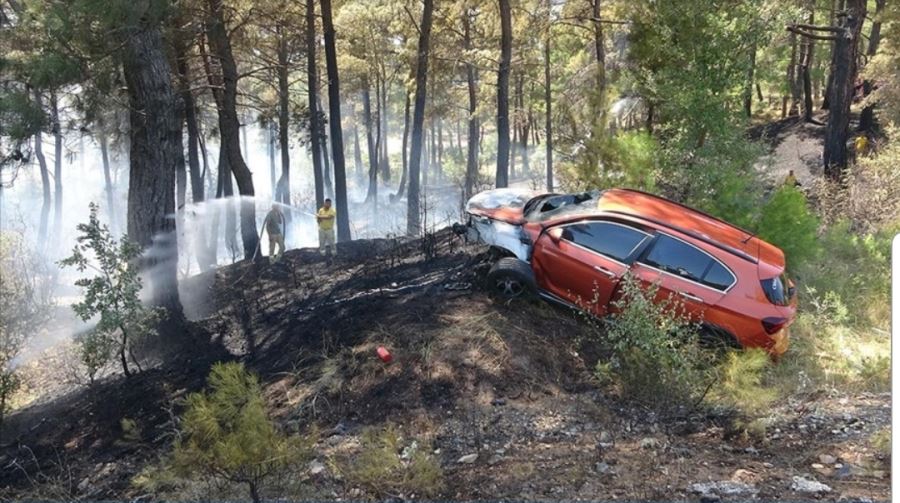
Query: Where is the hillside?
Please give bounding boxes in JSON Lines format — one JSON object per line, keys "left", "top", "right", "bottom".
{"left": 1, "top": 229, "right": 890, "bottom": 501}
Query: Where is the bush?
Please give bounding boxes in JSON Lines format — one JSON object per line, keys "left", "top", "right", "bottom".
{"left": 340, "top": 423, "right": 443, "bottom": 498}
{"left": 141, "top": 362, "right": 314, "bottom": 503}
{"left": 711, "top": 349, "right": 778, "bottom": 437}
{"left": 593, "top": 274, "right": 714, "bottom": 415}
{"left": 60, "top": 204, "right": 162, "bottom": 381}
{"left": 756, "top": 185, "right": 821, "bottom": 270}
{"left": 0, "top": 232, "right": 53, "bottom": 436}
{"left": 796, "top": 220, "right": 894, "bottom": 327}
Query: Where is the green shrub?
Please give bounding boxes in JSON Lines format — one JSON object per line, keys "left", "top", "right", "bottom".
{"left": 60, "top": 204, "right": 162, "bottom": 381}
{"left": 141, "top": 362, "right": 314, "bottom": 503}
{"left": 340, "top": 423, "right": 443, "bottom": 498}
{"left": 756, "top": 185, "right": 821, "bottom": 270}
{"left": 796, "top": 220, "right": 894, "bottom": 327}
{"left": 711, "top": 349, "right": 778, "bottom": 437}
{"left": 593, "top": 274, "right": 714, "bottom": 415}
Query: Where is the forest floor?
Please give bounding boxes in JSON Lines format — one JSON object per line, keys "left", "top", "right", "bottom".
{"left": 1, "top": 226, "right": 890, "bottom": 501}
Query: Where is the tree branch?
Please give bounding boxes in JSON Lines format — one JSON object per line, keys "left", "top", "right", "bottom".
{"left": 787, "top": 26, "right": 838, "bottom": 41}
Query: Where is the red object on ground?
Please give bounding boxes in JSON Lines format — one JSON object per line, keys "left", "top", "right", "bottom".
{"left": 376, "top": 346, "right": 393, "bottom": 363}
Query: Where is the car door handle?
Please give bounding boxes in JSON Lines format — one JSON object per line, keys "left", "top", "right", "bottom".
{"left": 677, "top": 291, "right": 703, "bottom": 303}
{"left": 593, "top": 265, "right": 617, "bottom": 278}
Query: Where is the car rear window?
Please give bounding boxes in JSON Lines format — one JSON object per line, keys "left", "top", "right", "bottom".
{"left": 562, "top": 222, "right": 649, "bottom": 262}
{"left": 641, "top": 234, "right": 735, "bottom": 290}
{"left": 761, "top": 274, "right": 792, "bottom": 305}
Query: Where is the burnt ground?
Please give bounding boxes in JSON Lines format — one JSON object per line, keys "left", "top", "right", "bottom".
{"left": 0, "top": 229, "right": 890, "bottom": 501}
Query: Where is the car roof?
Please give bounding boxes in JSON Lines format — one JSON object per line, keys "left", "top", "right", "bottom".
{"left": 593, "top": 189, "right": 785, "bottom": 270}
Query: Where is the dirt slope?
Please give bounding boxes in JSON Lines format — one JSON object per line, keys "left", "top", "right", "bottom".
{"left": 1, "top": 229, "right": 890, "bottom": 501}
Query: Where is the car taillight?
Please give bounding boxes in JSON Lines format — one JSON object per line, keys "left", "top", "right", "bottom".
{"left": 762, "top": 317, "right": 788, "bottom": 335}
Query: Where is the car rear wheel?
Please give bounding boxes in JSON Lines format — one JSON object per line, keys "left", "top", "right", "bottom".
{"left": 487, "top": 258, "right": 536, "bottom": 300}
{"left": 699, "top": 325, "right": 741, "bottom": 353}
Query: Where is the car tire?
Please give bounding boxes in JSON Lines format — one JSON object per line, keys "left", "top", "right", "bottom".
{"left": 699, "top": 325, "right": 741, "bottom": 353}
{"left": 487, "top": 257, "right": 536, "bottom": 300}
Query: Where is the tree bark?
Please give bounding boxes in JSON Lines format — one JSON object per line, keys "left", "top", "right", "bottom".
{"left": 205, "top": 0, "right": 258, "bottom": 260}
{"left": 98, "top": 130, "right": 117, "bottom": 233}
{"left": 744, "top": 42, "right": 756, "bottom": 118}
{"left": 495, "top": 0, "right": 512, "bottom": 188}
{"left": 276, "top": 23, "right": 292, "bottom": 205}
{"left": 463, "top": 5, "right": 479, "bottom": 201}
{"left": 33, "top": 90, "right": 51, "bottom": 248}
{"left": 801, "top": 9, "right": 816, "bottom": 123}
{"left": 174, "top": 31, "right": 203, "bottom": 204}
{"left": 823, "top": 0, "right": 866, "bottom": 179}
{"left": 543, "top": 14, "right": 553, "bottom": 191}
{"left": 306, "top": 0, "right": 325, "bottom": 209}
{"left": 407, "top": 0, "right": 434, "bottom": 235}
{"left": 121, "top": 24, "right": 182, "bottom": 311}
{"left": 50, "top": 92, "right": 62, "bottom": 253}
{"left": 379, "top": 76, "right": 391, "bottom": 182}
{"left": 858, "top": 0, "right": 885, "bottom": 132}
{"left": 787, "top": 31, "right": 800, "bottom": 116}
{"left": 363, "top": 81, "right": 378, "bottom": 203}
{"left": 320, "top": 0, "right": 352, "bottom": 241}
{"left": 396, "top": 89, "right": 411, "bottom": 199}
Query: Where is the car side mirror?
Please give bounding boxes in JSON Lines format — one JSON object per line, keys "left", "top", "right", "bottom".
{"left": 548, "top": 227, "right": 564, "bottom": 244}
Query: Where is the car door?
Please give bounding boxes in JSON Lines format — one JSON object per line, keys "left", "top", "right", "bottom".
{"left": 532, "top": 220, "right": 651, "bottom": 315}
{"left": 628, "top": 233, "right": 733, "bottom": 321}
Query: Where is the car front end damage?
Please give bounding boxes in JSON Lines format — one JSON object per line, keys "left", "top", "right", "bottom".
{"left": 465, "top": 213, "right": 533, "bottom": 261}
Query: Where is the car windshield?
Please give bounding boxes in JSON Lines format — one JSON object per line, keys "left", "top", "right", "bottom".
{"left": 526, "top": 190, "right": 602, "bottom": 221}
{"left": 466, "top": 188, "right": 535, "bottom": 213}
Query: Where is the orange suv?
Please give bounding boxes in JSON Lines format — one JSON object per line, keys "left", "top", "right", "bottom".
{"left": 465, "top": 188, "right": 796, "bottom": 356}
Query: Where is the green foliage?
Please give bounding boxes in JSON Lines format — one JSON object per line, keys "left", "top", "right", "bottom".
{"left": 562, "top": 131, "right": 659, "bottom": 192}
{"left": 165, "top": 362, "right": 313, "bottom": 503}
{"left": 60, "top": 203, "right": 161, "bottom": 381}
{"left": 120, "top": 417, "right": 141, "bottom": 442}
{"left": 340, "top": 423, "right": 443, "bottom": 498}
{"left": 0, "top": 232, "right": 52, "bottom": 433}
{"left": 593, "top": 274, "right": 713, "bottom": 415}
{"left": 796, "top": 221, "right": 894, "bottom": 327}
{"left": 756, "top": 185, "right": 821, "bottom": 270}
{"left": 711, "top": 349, "right": 777, "bottom": 437}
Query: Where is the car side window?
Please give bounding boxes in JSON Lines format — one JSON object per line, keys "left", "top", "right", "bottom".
{"left": 703, "top": 261, "right": 735, "bottom": 290}
{"left": 561, "top": 221, "right": 649, "bottom": 262}
{"left": 641, "top": 234, "right": 735, "bottom": 290}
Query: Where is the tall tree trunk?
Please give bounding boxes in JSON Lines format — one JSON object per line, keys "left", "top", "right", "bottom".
{"left": 823, "top": 0, "right": 866, "bottom": 179}
{"left": 744, "top": 42, "right": 756, "bottom": 118}
{"left": 801, "top": 9, "right": 816, "bottom": 122}
{"left": 787, "top": 31, "right": 800, "bottom": 116}
{"left": 98, "top": 130, "right": 117, "bottom": 233}
{"left": 858, "top": 0, "right": 885, "bottom": 132}
{"left": 543, "top": 16, "right": 553, "bottom": 191}
{"left": 50, "top": 92, "right": 62, "bottom": 253}
{"left": 822, "top": 0, "right": 840, "bottom": 110}
{"left": 121, "top": 24, "right": 182, "bottom": 312}
{"left": 268, "top": 123, "right": 276, "bottom": 196}
{"left": 33, "top": 91, "right": 51, "bottom": 248}
{"left": 175, "top": 108, "right": 187, "bottom": 212}
{"left": 407, "top": 0, "right": 434, "bottom": 235}
{"left": 320, "top": 0, "right": 352, "bottom": 241}
{"left": 495, "top": 0, "right": 512, "bottom": 188}
{"left": 522, "top": 88, "right": 530, "bottom": 175}
{"left": 396, "top": 89, "right": 411, "bottom": 199}
{"left": 379, "top": 76, "right": 391, "bottom": 182}
{"left": 463, "top": 6, "right": 479, "bottom": 201}
{"left": 306, "top": 0, "right": 325, "bottom": 209}
{"left": 373, "top": 76, "right": 383, "bottom": 200}
{"left": 363, "top": 81, "right": 378, "bottom": 203}
{"left": 319, "top": 123, "right": 334, "bottom": 199}
{"left": 205, "top": 0, "right": 258, "bottom": 260}
{"left": 437, "top": 118, "right": 443, "bottom": 182}
{"left": 353, "top": 121, "right": 363, "bottom": 181}
{"left": 174, "top": 32, "right": 203, "bottom": 204}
